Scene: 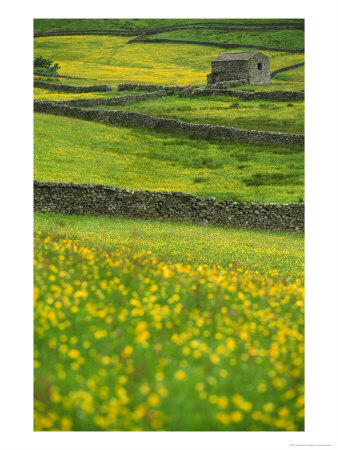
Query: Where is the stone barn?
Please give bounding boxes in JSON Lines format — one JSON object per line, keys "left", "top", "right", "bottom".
{"left": 207, "top": 51, "right": 270, "bottom": 86}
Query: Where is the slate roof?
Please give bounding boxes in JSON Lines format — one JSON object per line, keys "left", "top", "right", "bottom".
{"left": 211, "top": 52, "right": 260, "bottom": 62}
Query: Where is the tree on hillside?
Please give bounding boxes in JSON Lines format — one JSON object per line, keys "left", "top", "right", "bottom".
{"left": 34, "top": 56, "right": 60, "bottom": 75}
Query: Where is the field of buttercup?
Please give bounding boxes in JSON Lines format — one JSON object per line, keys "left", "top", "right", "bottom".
{"left": 34, "top": 233, "right": 304, "bottom": 431}
{"left": 34, "top": 18, "right": 304, "bottom": 432}
{"left": 35, "top": 213, "right": 304, "bottom": 279}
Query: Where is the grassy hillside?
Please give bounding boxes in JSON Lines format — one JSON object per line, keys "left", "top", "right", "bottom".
{"left": 34, "top": 113, "right": 304, "bottom": 204}
{"left": 34, "top": 18, "right": 304, "bottom": 34}
{"left": 34, "top": 36, "right": 304, "bottom": 87}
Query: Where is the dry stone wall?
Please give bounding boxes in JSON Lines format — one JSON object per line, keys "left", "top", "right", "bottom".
{"left": 51, "top": 91, "right": 167, "bottom": 107}
{"left": 181, "top": 87, "right": 304, "bottom": 101}
{"left": 34, "top": 101, "right": 304, "bottom": 146}
{"left": 34, "top": 80, "right": 112, "bottom": 93}
{"left": 118, "top": 83, "right": 196, "bottom": 92}
{"left": 117, "top": 83, "right": 304, "bottom": 100}
{"left": 34, "top": 181, "right": 304, "bottom": 232}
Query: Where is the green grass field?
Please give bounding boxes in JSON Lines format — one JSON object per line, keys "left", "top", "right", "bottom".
{"left": 34, "top": 113, "right": 304, "bottom": 204}
{"left": 86, "top": 94, "right": 304, "bottom": 134}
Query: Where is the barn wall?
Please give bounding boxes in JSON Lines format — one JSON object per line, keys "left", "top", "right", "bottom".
{"left": 247, "top": 53, "right": 270, "bottom": 85}
{"left": 209, "top": 60, "right": 249, "bottom": 83}
{"left": 208, "top": 52, "right": 271, "bottom": 86}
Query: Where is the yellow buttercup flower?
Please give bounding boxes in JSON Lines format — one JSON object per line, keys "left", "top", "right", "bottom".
{"left": 175, "top": 370, "right": 186, "bottom": 381}
{"left": 121, "top": 345, "right": 133, "bottom": 358}
{"left": 68, "top": 349, "right": 80, "bottom": 359}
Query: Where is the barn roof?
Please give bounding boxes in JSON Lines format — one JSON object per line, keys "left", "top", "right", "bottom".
{"left": 212, "top": 52, "right": 261, "bottom": 62}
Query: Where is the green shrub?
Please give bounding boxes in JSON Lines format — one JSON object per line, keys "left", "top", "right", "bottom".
{"left": 193, "top": 176, "right": 209, "bottom": 183}
{"left": 34, "top": 56, "right": 60, "bottom": 75}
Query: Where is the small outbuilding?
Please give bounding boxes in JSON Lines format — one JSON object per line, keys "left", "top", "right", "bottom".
{"left": 207, "top": 51, "right": 270, "bottom": 86}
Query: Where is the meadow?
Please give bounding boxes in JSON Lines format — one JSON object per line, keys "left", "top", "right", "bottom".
{"left": 34, "top": 113, "right": 304, "bottom": 204}
{"left": 34, "top": 19, "right": 305, "bottom": 432}
{"left": 34, "top": 36, "right": 304, "bottom": 88}
{"left": 34, "top": 232, "right": 304, "bottom": 431}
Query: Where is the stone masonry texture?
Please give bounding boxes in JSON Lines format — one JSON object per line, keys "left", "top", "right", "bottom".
{"left": 117, "top": 83, "right": 304, "bottom": 100}
{"left": 34, "top": 80, "right": 112, "bottom": 93}
{"left": 51, "top": 91, "right": 167, "bottom": 107}
{"left": 182, "top": 87, "right": 305, "bottom": 101}
{"left": 207, "top": 52, "right": 270, "bottom": 86}
{"left": 118, "top": 83, "right": 197, "bottom": 92}
{"left": 34, "top": 181, "right": 304, "bottom": 233}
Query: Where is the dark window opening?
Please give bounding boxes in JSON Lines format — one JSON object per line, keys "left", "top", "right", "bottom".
{"left": 257, "top": 63, "right": 262, "bottom": 70}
